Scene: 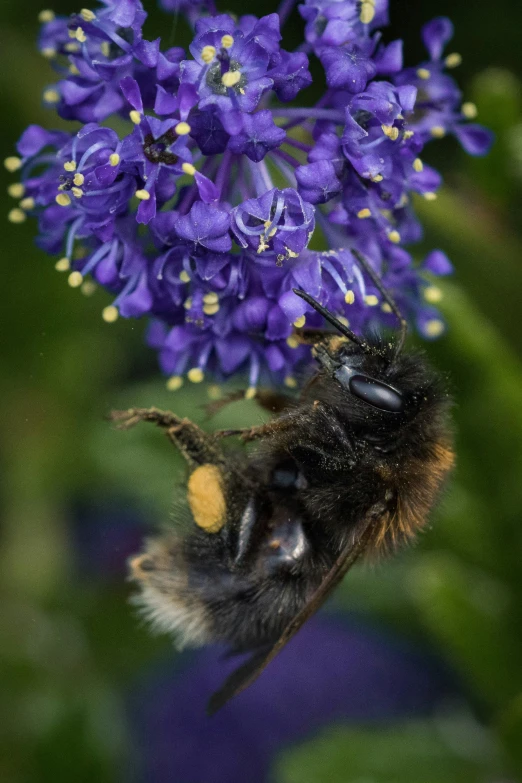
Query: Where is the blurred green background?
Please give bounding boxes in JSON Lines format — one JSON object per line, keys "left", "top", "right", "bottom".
{"left": 2, "top": 0, "right": 522, "bottom": 780}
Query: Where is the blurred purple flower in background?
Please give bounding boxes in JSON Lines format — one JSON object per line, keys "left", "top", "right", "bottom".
{"left": 6, "top": 0, "right": 492, "bottom": 388}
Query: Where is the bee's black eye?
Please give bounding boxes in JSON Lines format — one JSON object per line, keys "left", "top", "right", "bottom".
{"left": 349, "top": 375, "right": 404, "bottom": 413}
{"left": 334, "top": 365, "right": 404, "bottom": 413}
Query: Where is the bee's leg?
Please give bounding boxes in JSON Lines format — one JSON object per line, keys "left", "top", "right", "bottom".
{"left": 109, "top": 407, "right": 223, "bottom": 467}
{"left": 214, "top": 413, "right": 296, "bottom": 442}
{"left": 205, "top": 388, "right": 294, "bottom": 418}
{"left": 293, "top": 327, "right": 333, "bottom": 345}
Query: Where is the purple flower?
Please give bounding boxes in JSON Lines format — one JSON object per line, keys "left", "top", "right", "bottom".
{"left": 8, "top": 1, "right": 491, "bottom": 386}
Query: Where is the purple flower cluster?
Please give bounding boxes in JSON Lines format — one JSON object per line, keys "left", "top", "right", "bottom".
{"left": 6, "top": 0, "right": 492, "bottom": 390}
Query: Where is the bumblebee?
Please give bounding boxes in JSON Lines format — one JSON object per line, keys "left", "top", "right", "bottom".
{"left": 111, "top": 250, "right": 453, "bottom": 714}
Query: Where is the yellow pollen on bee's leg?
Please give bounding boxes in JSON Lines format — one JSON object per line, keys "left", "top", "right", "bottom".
{"left": 43, "top": 89, "right": 60, "bottom": 104}
{"left": 357, "top": 208, "right": 371, "bottom": 219}
{"left": 4, "top": 156, "right": 22, "bottom": 172}
{"left": 41, "top": 47, "right": 56, "bottom": 59}
{"left": 424, "top": 286, "right": 443, "bottom": 303}
{"left": 179, "top": 270, "right": 191, "bottom": 283}
{"left": 293, "top": 315, "right": 306, "bottom": 328}
{"left": 102, "top": 305, "right": 119, "bottom": 322}
{"left": 413, "top": 157, "right": 423, "bottom": 172}
{"left": 175, "top": 121, "right": 191, "bottom": 135}
{"left": 56, "top": 193, "right": 71, "bottom": 206}
{"left": 221, "top": 70, "right": 241, "bottom": 88}
{"left": 425, "top": 319, "right": 445, "bottom": 337}
{"left": 166, "top": 375, "right": 183, "bottom": 391}
{"left": 20, "top": 197, "right": 35, "bottom": 210}
{"left": 445, "top": 52, "right": 462, "bottom": 68}
{"left": 182, "top": 162, "right": 196, "bottom": 176}
{"left": 129, "top": 110, "right": 141, "bottom": 124}
{"left": 109, "top": 153, "right": 120, "bottom": 166}
{"left": 68, "top": 271, "right": 83, "bottom": 287}
{"left": 344, "top": 290, "right": 355, "bottom": 304}
{"left": 188, "top": 464, "right": 227, "bottom": 533}
{"left": 424, "top": 192, "right": 438, "bottom": 201}
{"left": 8, "top": 208, "right": 26, "bottom": 224}
{"left": 221, "top": 35, "right": 234, "bottom": 49}
{"left": 80, "top": 8, "right": 96, "bottom": 21}
{"left": 245, "top": 386, "right": 257, "bottom": 400}
{"left": 38, "top": 9, "right": 55, "bottom": 22}
{"left": 81, "top": 280, "right": 97, "bottom": 296}
{"left": 135, "top": 189, "right": 150, "bottom": 200}
{"left": 284, "top": 376, "right": 298, "bottom": 389}
{"left": 188, "top": 367, "right": 204, "bottom": 383}
{"left": 8, "top": 183, "right": 25, "bottom": 198}
{"left": 73, "top": 173, "right": 84, "bottom": 186}
{"left": 201, "top": 45, "right": 216, "bottom": 63}
{"left": 55, "top": 257, "right": 70, "bottom": 271}
{"left": 365, "top": 294, "right": 379, "bottom": 306}
{"left": 462, "top": 102, "right": 478, "bottom": 119}
{"left": 416, "top": 68, "right": 431, "bottom": 80}
{"left": 388, "top": 230, "right": 401, "bottom": 243}
{"left": 430, "top": 126, "right": 446, "bottom": 138}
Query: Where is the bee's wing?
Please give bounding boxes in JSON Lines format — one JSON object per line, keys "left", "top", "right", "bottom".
{"left": 207, "top": 518, "right": 376, "bottom": 715}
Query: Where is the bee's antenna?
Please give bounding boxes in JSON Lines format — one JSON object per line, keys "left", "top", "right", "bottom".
{"left": 292, "top": 288, "right": 371, "bottom": 352}
{"left": 350, "top": 249, "right": 408, "bottom": 356}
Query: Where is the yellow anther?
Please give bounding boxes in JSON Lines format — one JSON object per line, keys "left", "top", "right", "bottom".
{"left": 184, "top": 297, "right": 192, "bottom": 309}
{"left": 20, "top": 197, "right": 35, "bottom": 210}
{"left": 74, "top": 27, "right": 87, "bottom": 43}
{"left": 8, "top": 183, "right": 25, "bottom": 198}
{"left": 43, "top": 89, "right": 60, "bottom": 103}
{"left": 100, "top": 41, "right": 110, "bottom": 57}
{"left": 64, "top": 160, "right": 77, "bottom": 172}
{"left": 284, "top": 376, "right": 298, "bottom": 389}
{"left": 175, "top": 121, "right": 191, "bottom": 136}
{"left": 413, "top": 158, "right": 423, "bottom": 172}
{"left": 72, "top": 187, "right": 84, "bottom": 198}
{"left": 222, "top": 70, "right": 241, "bottom": 88}
{"left": 38, "top": 9, "right": 55, "bottom": 22}
{"left": 424, "top": 192, "right": 438, "bottom": 201}
{"left": 166, "top": 375, "right": 183, "bottom": 391}
{"left": 203, "top": 292, "right": 219, "bottom": 305}
{"left": 286, "top": 336, "right": 299, "bottom": 349}
{"left": 56, "top": 193, "right": 71, "bottom": 206}
{"left": 382, "top": 124, "right": 399, "bottom": 141}
{"left": 81, "top": 280, "right": 97, "bottom": 296}
{"left": 80, "top": 8, "right": 96, "bottom": 21}
{"left": 179, "top": 270, "right": 191, "bottom": 283}
{"left": 221, "top": 35, "right": 234, "bottom": 49}
{"left": 8, "top": 208, "right": 26, "bottom": 224}
{"left": 41, "top": 47, "right": 57, "bottom": 59}
{"left": 4, "top": 156, "right": 22, "bottom": 172}
{"left": 201, "top": 45, "right": 216, "bottom": 63}
{"left": 64, "top": 42, "right": 80, "bottom": 52}
{"left": 73, "top": 173, "right": 84, "bottom": 186}
{"left": 188, "top": 367, "right": 204, "bottom": 383}
{"left": 388, "top": 230, "right": 401, "bottom": 243}
{"left": 245, "top": 386, "right": 257, "bottom": 400}
{"left": 359, "top": 2, "right": 375, "bottom": 24}
{"left": 69, "top": 64, "right": 80, "bottom": 76}
{"left": 203, "top": 302, "right": 220, "bottom": 316}
{"left": 293, "top": 315, "right": 306, "bottom": 328}
{"left": 430, "top": 126, "right": 446, "bottom": 138}
{"left": 370, "top": 173, "right": 383, "bottom": 182}
{"left": 381, "top": 302, "right": 392, "bottom": 313}
{"left": 357, "top": 208, "right": 371, "bottom": 219}
{"left": 109, "top": 153, "right": 120, "bottom": 166}
{"left": 55, "top": 257, "right": 70, "bottom": 272}
{"left": 68, "top": 29, "right": 77, "bottom": 38}
{"left": 416, "top": 68, "right": 431, "bottom": 80}
{"left": 135, "top": 189, "right": 150, "bottom": 200}
{"left": 344, "top": 290, "right": 355, "bottom": 304}
{"left": 182, "top": 162, "right": 196, "bottom": 176}
{"left": 129, "top": 110, "right": 141, "bottom": 124}
{"left": 424, "top": 286, "right": 443, "bottom": 303}
{"left": 338, "top": 316, "right": 350, "bottom": 327}
{"left": 403, "top": 130, "right": 414, "bottom": 140}
{"left": 68, "top": 271, "right": 83, "bottom": 287}
{"left": 462, "top": 102, "right": 478, "bottom": 119}
{"left": 102, "top": 305, "right": 119, "bottom": 322}
{"left": 425, "top": 319, "right": 444, "bottom": 337}
{"left": 365, "top": 294, "right": 379, "bottom": 306}
{"left": 445, "top": 52, "right": 462, "bottom": 69}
